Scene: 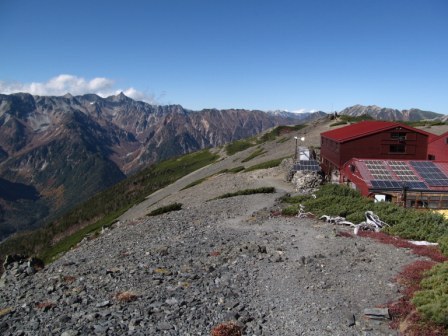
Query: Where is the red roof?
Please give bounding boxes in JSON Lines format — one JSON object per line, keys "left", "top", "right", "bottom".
{"left": 321, "top": 120, "right": 432, "bottom": 143}
{"left": 428, "top": 131, "right": 448, "bottom": 144}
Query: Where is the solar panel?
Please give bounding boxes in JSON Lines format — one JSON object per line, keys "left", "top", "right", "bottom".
{"left": 389, "top": 161, "right": 420, "bottom": 181}
{"left": 371, "top": 180, "right": 402, "bottom": 189}
{"left": 427, "top": 179, "right": 448, "bottom": 186}
{"left": 410, "top": 161, "right": 448, "bottom": 186}
{"left": 403, "top": 181, "right": 428, "bottom": 190}
{"left": 293, "top": 160, "right": 320, "bottom": 172}
{"left": 389, "top": 161, "right": 407, "bottom": 167}
{"left": 411, "top": 161, "right": 435, "bottom": 168}
{"left": 370, "top": 180, "right": 427, "bottom": 190}
{"left": 365, "top": 161, "right": 394, "bottom": 180}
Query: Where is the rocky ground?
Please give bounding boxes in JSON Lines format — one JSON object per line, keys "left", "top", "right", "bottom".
{"left": 0, "top": 119, "right": 429, "bottom": 335}
{"left": 1, "top": 166, "right": 423, "bottom": 335}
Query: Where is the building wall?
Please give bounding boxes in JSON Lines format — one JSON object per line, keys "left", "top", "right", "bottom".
{"left": 321, "top": 129, "right": 428, "bottom": 176}
{"left": 428, "top": 133, "right": 448, "bottom": 161}
{"left": 341, "top": 163, "right": 370, "bottom": 196}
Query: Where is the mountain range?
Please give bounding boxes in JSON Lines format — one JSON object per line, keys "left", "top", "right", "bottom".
{"left": 339, "top": 104, "right": 444, "bottom": 121}
{"left": 0, "top": 92, "right": 325, "bottom": 240}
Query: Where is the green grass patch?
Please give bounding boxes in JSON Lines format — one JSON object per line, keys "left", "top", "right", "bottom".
{"left": 147, "top": 203, "right": 182, "bottom": 217}
{"left": 245, "top": 157, "right": 287, "bottom": 172}
{"left": 225, "top": 139, "right": 255, "bottom": 155}
{"left": 228, "top": 166, "right": 245, "bottom": 173}
{"left": 438, "top": 236, "right": 448, "bottom": 257}
{"left": 224, "top": 125, "right": 304, "bottom": 157}
{"left": 413, "top": 262, "right": 448, "bottom": 326}
{"left": 181, "top": 177, "right": 208, "bottom": 190}
{"left": 404, "top": 120, "right": 446, "bottom": 127}
{"left": 280, "top": 194, "right": 312, "bottom": 204}
{"left": 282, "top": 205, "right": 301, "bottom": 216}
{"left": 339, "top": 114, "right": 374, "bottom": 122}
{"left": 276, "top": 137, "right": 289, "bottom": 144}
{"left": 212, "top": 187, "right": 275, "bottom": 200}
{"left": 281, "top": 193, "right": 313, "bottom": 215}
{"left": 40, "top": 208, "right": 126, "bottom": 264}
{"left": 217, "top": 166, "right": 245, "bottom": 175}
{"left": 330, "top": 115, "right": 374, "bottom": 127}
{"left": 241, "top": 147, "right": 266, "bottom": 163}
{"left": 258, "top": 124, "right": 306, "bottom": 143}
{"left": 330, "top": 121, "right": 348, "bottom": 127}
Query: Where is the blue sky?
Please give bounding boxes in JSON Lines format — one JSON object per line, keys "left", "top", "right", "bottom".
{"left": 1, "top": 0, "right": 447, "bottom": 113}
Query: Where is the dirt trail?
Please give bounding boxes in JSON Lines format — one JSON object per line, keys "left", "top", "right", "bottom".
{"left": 119, "top": 118, "right": 338, "bottom": 222}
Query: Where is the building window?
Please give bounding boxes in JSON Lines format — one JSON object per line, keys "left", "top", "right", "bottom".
{"left": 428, "top": 154, "right": 436, "bottom": 160}
{"left": 390, "top": 144, "right": 406, "bottom": 153}
{"left": 445, "top": 137, "right": 448, "bottom": 144}
{"left": 391, "top": 132, "right": 406, "bottom": 140}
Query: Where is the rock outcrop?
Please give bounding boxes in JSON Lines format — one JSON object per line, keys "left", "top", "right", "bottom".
{"left": 339, "top": 104, "right": 442, "bottom": 121}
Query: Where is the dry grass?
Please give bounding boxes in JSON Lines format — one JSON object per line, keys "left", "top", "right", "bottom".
{"left": 36, "top": 300, "right": 56, "bottom": 310}
{"left": 154, "top": 268, "right": 171, "bottom": 275}
{"left": 62, "top": 275, "right": 76, "bottom": 284}
{"left": 335, "top": 230, "right": 353, "bottom": 238}
{"left": 114, "top": 291, "right": 138, "bottom": 303}
{"left": 0, "top": 307, "right": 13, "bottom": 317}
{"left": 211, "top": 321, "right": 243, "bottom": 336}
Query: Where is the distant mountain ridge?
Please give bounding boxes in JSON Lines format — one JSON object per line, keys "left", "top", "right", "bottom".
{"left": 0, "top": 92, "right": 322, "bottom": 239}
{"left": 339, "top": 104, "right": 443, "bottom": 121}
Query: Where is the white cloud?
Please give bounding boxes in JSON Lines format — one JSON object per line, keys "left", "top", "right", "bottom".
{"left": 0, "top": 74, "right": 156, "bottom": 103}
{"left": 290, "top": 108, "right": 318, "bottom": 114}
{"left": 119, "top": 87, "right": 155, "bottom": 103}
{"left": 291, "top": 108, "right": 307, "bottom": 114}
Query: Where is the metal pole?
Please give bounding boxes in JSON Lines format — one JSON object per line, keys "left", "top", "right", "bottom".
{"left": 294, "top": 136, "right": 298, "bottom": 162}
{"left": 402, "top": 185, "right": 408, "bottom": 208}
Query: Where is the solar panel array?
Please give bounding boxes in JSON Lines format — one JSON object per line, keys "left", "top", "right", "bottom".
{"left": 389, "top": 161, "right": 420, "bottom": 181}
{"left": 370, "top": 180, "right": 402, "bottom": 189}
{"left": 293, "top": 160, "right": 320, "bottom": 172}
{"left": 404, "top": 181, "right": 428, "bottom": 189}
{"left": 370, "top": 180, "right": 427, "bottom": 190}
{"left": 410, "top": 161, "right": 448, "bottom": 186}
{"left": 361, "top": 160, "right": 432, "bottom": 190}
{"left": 352, "top": 159, "right": 448, "bottom": 191}
{"left": 365, "top": 161, "right": 393, "bottom": 180}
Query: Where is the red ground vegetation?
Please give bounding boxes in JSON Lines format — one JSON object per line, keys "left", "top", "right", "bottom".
{"left": 335, "top": 230, "right": 353, "bottom": 238}
{"left": 387, "top": 260, "right": 447, "bottom": 335}
{"left": 358, "top": 231, "right": 447, "bottom": 262}
{"left": 114, "top": 291, "right": 138, "bottom": 303}
{"left": 211, "top": 321, "right": 242, "bottom": 336}
{"left": 62, "top": 275, "right": 76, "bottom": 284}
{"left": 36, "top": 300, "right": 56, "bottom": 310}
{"left": 357, "top": 231, "right": 448, "bottom": 335}
{"left": 270, "top": 210, "right": 282, "bottom": 217}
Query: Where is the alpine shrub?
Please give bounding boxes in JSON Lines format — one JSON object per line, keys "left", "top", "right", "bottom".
{"left": 413, "top": 261, "right": 448, "bottom": 327}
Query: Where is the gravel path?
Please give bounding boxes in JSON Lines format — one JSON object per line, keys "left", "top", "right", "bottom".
{"left": 118, "top": 120, "right": 329, "bottom": 222}
{"left": 1, "top": 172, "right": 421, "bottom": 335}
